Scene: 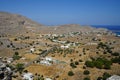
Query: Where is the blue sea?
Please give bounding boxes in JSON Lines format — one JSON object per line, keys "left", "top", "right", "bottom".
{"left": 91, "top": 25, "right": 120, "bottom": 35}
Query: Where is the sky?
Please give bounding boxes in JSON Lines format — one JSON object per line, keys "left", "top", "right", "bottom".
{"left": 0, "top": 0, "right": 120, "bottom": 25}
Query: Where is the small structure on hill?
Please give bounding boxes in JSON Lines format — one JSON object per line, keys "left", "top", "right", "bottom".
{"left": 7, "top": 57, "right": 13, "bottom": 63}
{"left": 40, "top": 57, "right": 52, "bottom": 66}
{"left": 40, "top": 60, "right": 51, "bottom": 66}
{"left": 45, "top": 57, "right": 52, "bottom": 61}
{"left": 23, "top": 72, "right": 33, "bottom": 80}
{"left": 45, "top": 77, "right": 52, "bottom": 80}
{"left": 61, "top": 45, "right": 69, "bottom": 49}
{"left": 30, "top": 48, "right": 35, "bottom": 53}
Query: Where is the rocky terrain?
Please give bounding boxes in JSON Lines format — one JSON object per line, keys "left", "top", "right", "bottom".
{"left": 0, "top": 12, "right": 44, "bottom": 34}
{"left": 0, "top": 12, "right": 112, "bottom": 35}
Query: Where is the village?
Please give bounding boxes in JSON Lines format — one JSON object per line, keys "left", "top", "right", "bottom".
{"left": 0, "top": 29, "right": 120, "bottom": 80}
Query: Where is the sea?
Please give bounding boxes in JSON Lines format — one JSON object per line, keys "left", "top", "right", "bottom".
{"left": 91, "top": 25, "right": 120, "bottom": 35}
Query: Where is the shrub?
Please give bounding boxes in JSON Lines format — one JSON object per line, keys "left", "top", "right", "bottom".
{"left": 75, "top": 61, "right": 79, "bottom": 65}
{"left": 13, "top": 55, "right": 21, "bottom": 60}
{"left": 68, "top": 71, "right": 74, "bottom": 76}
{"left": 13, "top": 52, "right": 21, "bottom": 60}
{"left": 70, "top": 62, "right": 77, "bottom": 68}
{"left": 14, "top": 38, "right": 18, "bottom": 41}
{"left": 79, "top": 59, "right": 83, "bottom": 62}
{"left": 83, "top": 66, "right": 86, "bottom": 69}
{"left": 70, "top": 59, "right": 73, "bottom": 62}
{"left": 83, "top": 70, "right": 90, "bottom": 75}
{"left": 96, "top": 52, "right": 99, "bottom": 54}
{"left": 111, "top": 52, "right": 119, "bottom": 56}
{"left": 0, "top": 42, "right": 3, "bottom": 45}
{"left": 104, "top": 64, "right": 111, "bottom": 69}
{"left": 97, "top": 77, "right": 103, "bottom": 80}
{"left": 84, "top": 77, "right": 90, "bottom": 80}
{"left": 102, "top": 72, "right": 111, "bottom": 80}
{"left": 103, "top": 51, "right": 107, "bottom": 54}
{"left": 24, "top": 70, "right": 28, "bottom": 73}
{"left": 7, "top": 45, "right": 10, "bottom": 48}
{"left": 15, "top": 51, "right": 19, "bottom": 55}
{"left": 104, "top": 61, "right": 112, "bottom": 69}
{"left": 111, "top": 57, "right": 120, "bottom": 64}
{"left": 16, "top": 63, "right": 24, "bottom": 73}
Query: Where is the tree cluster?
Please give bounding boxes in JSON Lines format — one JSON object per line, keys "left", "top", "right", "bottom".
{"left": 85, "top": 57, "right": 112, "bottom": 69}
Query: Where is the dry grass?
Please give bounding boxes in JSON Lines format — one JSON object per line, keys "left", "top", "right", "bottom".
{"left": 24, "top": 54, "right": 39, "bottom": 60}
{"left": 25, "top": 64, "right": 61, "bottom": 77}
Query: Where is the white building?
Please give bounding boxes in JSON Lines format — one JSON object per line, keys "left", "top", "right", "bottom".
{"left": 117, "top": 35, "right": 120, "bottom": 37}
{"left": 7, "top": 58, "right": 13, "bottom": 63}
{"left": 0, "top": 62, "right": 6, "bottom": 68}
{"left": 52, "top": 34, "right": 58, "bottom": 37}
{"left": 30, "top": 48, "right": 35, "bottom": 53}
{"left": 86, "top": 42, "right": 98, "bottom": 45}
{"left": 45, "top": 57, "right": 52, "bottom": 61}
{"left": 6, "top": 67, "right": 11, "bottom": 72}
{"left": 97, "top": 34, "right": 102, "bottom": 36}
{"left": 61, "top": 45, "right": 69, "bottom": 49}
{"left": 45, "top": 78, "right": 52, "bottom": 80}
{"left": 40, "top": 60, "right": 51, "bottom": 66}
{"left": 23, "top": 73, "right": 33, "bottom": 80}
{"left": 107, "top": 75, "right": 120, "bottom": 80}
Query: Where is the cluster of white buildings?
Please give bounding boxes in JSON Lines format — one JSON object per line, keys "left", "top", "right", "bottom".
{"left": 60, "top": 42, "right": 79, "bottom": 49}
{"left": 0, "top": 61, "right": 12, "bottom": 80}
{"left": 0, "top": 57, "right": 13, "bottom": 64}
{"left": 33, "top": 57, "right": 53, "bottom": 66}
{"left": 40, "top": 57, "right": 53, "bottom": 66}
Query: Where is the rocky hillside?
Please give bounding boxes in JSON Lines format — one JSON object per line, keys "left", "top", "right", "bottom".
{"left": 0, "top": 12, "right": 45, "bottom": 35}
{"left": 0, "top": 12, "right": 110, "bottom": 34}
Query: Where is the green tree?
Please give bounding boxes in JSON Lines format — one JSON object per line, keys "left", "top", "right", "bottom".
{"left": 85, "top": 61, "right": 94, "bottom": 68}
{"left": 111, "top": 52, "right": 119, "bottom": 56}
{"left": 70, "top": 62, "right": 77, "bottom": 68}
{"left": 83, "top": 70, "right": 90, "bottom": 75}
{"left": 94, "top": 61, "right": 103, "bottom": 69}
{"left": 75, "top": 61, "right": 79, "bottom": 65}
{"left": 13, "top": 52, "right": 21, "bottom": 60}
{"left": 111, "top": 57, "right": 120, "bottom": 64}
{"left": 15, "top": 51, "right": 19, "bottom": 55}
{"left": 68, "top": 71, "right": 74, "bottom": 76}
{"left": 104, "top": 60, "right": 112, "bottom": 69}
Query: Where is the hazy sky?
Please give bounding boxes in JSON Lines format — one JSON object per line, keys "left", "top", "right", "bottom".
{"left": 0, "top": 0, "right": 120, "bottom": 25}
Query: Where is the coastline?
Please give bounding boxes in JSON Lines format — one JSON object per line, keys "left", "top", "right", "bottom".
{"left": 92, "top": 25, "right": 120, "bottom": 35}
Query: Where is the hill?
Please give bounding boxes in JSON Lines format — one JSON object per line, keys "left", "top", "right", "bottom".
{"left": 0, "top": 12, "right": 110, "bottom": 35}
{"left": 0, "top": 12, "right": 45, "bottom": 35}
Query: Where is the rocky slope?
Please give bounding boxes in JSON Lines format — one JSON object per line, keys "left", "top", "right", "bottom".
{"left": 0, "top": 12, "right": 44, "bottom": 35}
{"left": 0, "top": 12, "right": 110, "bottom": 34}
